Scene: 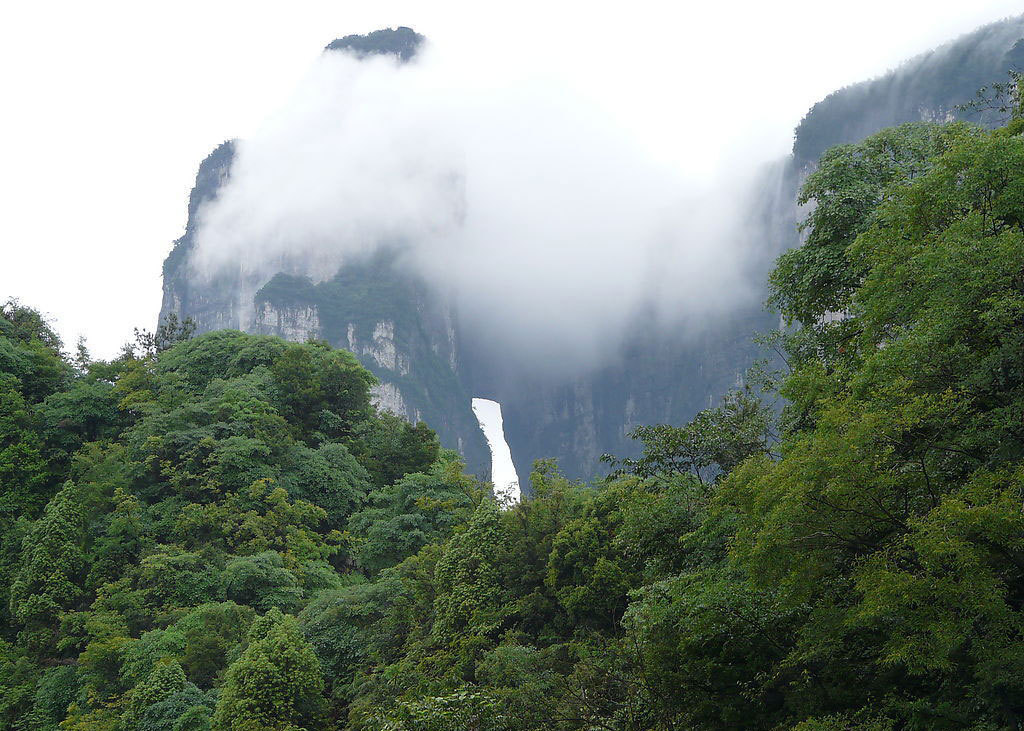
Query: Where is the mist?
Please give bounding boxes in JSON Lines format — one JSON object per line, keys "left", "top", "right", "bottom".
{"left": 190, "top": 38, "right": 772, "bottom": 372}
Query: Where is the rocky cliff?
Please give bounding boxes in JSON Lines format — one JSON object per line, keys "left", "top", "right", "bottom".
{"left": 160, "top": 28, "right": 493, "bottom": 477}
{"left": 160, "top": 18, "right": 1024, "bottom": 485}
{"left": 793, "top": 15, "right": 1024, "bottom": 167}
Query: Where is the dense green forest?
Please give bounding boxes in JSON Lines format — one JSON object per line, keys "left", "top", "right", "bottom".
{"left": 3, "top": 108, "right": 1024, "bottom": 729}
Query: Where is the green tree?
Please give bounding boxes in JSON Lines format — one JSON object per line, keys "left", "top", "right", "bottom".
{"left": 348, "top": 412, "right": 440, "bottom": 487}
{"left": 9, "top": 483, "right": 88, "bottom": 655}
{"left": 222, "top": 552, "right": 303, "bottom": 613}
{"left": 348, "top": 458, "right": 475, "bottom": 574}
{"left": 605, "top": 387, "right": 774, "bottom": 484}
{"left": 0, "top": 300, "right": 70, "bottom": 404}
{"left": 122, "top": 659, "right": 189, "bottom": 728}
{"left": 769, "top": 122, "right": 977, "bottom": 327}
{"left": 0, "top": 378, "right": 50, "bottom": 522}
{"left": 211, "top": 608, "right": 326, "bottom": 731}
{"left": 20, "top": 664, "right": 81, "bottom": 731}
{"left": 433, "top": 501, "right": 508, "bottom": 640}
{"left": 131, "top": 313, "right": 197, "bottom": 358}
{"left": 545, "top": 488, "right": 636, "bottom": 631}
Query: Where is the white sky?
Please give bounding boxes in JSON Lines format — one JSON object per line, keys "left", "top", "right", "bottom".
{"left": 472, "top": 398, "right": 520, "bottom": 504}
{"left": 1, "top": 0, "right": 1021, "bottom": 358}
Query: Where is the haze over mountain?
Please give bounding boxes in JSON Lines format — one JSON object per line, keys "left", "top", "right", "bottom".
{"left": 3, "top": 2, "right": 1022, "bottom": 360}
{"left": 6, "top": 7, "right": 1024, "bottom": 729}
{"left": 162, "top": 15, "right": 1024, "bottom": 482}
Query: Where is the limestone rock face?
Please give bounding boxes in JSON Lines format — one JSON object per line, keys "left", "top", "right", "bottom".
{"left": 371, "top": 382, "right": 419, "bottom": 423}
{"left": 160, "top": 19, "right": 1024, "bottom": 485}
{"left": 254, "top": 302, "right": 321, "bottom": 342}
{"left": 792, "top": 16, "right": 1024, "bottom": 167}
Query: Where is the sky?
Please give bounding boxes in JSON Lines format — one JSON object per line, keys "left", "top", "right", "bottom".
{"left": 472, "top": 399, "right": 520, "bottom": 504}
{"left": 2, "top": 0, "right": 1023, "bottom": 359}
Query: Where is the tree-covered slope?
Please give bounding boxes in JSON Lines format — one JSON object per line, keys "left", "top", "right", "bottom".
{"left": 6, "top": 102, "right": 1024, "bottom": 728}
{"left": 0, "top": 312, "right": 472, "bottom": 729}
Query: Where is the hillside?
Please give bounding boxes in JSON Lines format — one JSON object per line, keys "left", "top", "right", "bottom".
{"left": 4, "top": 104, "right": 1024, "bottom": 727}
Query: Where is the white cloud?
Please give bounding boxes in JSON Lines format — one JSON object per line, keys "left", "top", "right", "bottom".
{"left": 192, "top": 41, "right": 767, "bottom": 370}
{"left": 1, "top": 0, "right": 1021, "bottom": 357}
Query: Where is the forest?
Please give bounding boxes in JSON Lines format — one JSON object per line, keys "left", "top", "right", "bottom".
{"left": 2, "top": 110, "right": 1024, "bottom": 729}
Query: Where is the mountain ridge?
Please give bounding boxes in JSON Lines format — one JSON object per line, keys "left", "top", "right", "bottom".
{"left": 160, "top": 17, "right": 1024, "bottom": 486}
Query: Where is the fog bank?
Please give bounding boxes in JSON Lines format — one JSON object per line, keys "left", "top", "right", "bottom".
{"left": 191, "top": 39, "right": 772, "bottom": 370}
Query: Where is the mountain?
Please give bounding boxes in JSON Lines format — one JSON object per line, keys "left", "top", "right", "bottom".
{"left": 793, "top": 15, "right": 1024, "bottom": 166}
{"left": 324, "top": 26, "right": 423, "bottom": 60}
{"left": 160, "top": 28, "right": 492, "bottom": 479}
{"left": 160, "top": 17, "right": 1024, "bottom": 486}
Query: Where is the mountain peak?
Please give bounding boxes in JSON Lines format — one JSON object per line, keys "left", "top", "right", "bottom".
{"left": 324, "top": 26, "right": 424, "bottom": 62}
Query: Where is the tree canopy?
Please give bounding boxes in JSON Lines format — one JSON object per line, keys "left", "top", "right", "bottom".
{"left": 3, "top": 108, "right": 1024, "bottom": 729}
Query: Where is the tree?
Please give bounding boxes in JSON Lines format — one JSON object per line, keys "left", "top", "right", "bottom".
{"left": 132, "top": 313, "right": 197, "bottom": 358}
{"left": 8, "top": 483, "right": 88, "bottom": 655}
{"left": 709, "top": 109, "right": 1024, "bottom": 727}
{"left": 279, "top": 442, "right": 372, "bottom": 530}
{"left": 604, "top": 387, "right": 774, "bottom": 484}
{"left": 348, "top": 412, "right": 440, "bottom": 487}
{"left": 0, "top": 378, "right": 50, "bottom": 523}
{"left": 122, "top": 659, "right": 189, "bottom": 728}
{"left": 270, "top": 343, "right": 375, "bottom": 440}
{"left": 20, "top": 664, "right": 81, "bottom": 731}
{"left": 211, "top": 608, "right": 326, "bottom": 731}
{"left": 222, "top": 552, "right": 303, "bottom": 613}
{"left": 348, "top": 458, "right": 475, "bottom": 574}
{"left": 769, "top": 122, "right": 978, "bottom": 327}
{"left": 433, "top": 501, "right": 508, "bottom": 640}
{"left": 956, "top": 70, "right": 1024, "bottom": 123}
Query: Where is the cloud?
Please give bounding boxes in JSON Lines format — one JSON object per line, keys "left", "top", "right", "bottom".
{"left": 190, "top": 38, "right": 787, "bottom": 371}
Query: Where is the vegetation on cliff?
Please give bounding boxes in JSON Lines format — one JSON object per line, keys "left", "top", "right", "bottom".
{"left": 3, "top": 109, "right": 1024, "bottom": 729}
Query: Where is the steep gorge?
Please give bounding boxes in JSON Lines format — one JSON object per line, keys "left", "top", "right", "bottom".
{"left": 160, "top": 17, "right": 1024, "bottom": 484}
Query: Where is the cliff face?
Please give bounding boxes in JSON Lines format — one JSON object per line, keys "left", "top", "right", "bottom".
{"left": 160, "top": 19, "right": 1024, "bottom": 485}
{"left": 159, "top": 28, "right": 493, "bottom": 477}
{"left": 161, "top": 140, "right": 242, "bottom": 331}
{"left": 793, "top": 15, "right": 1024, "bottom": 167}
{"left": 479, "top": 308, "right": 771, "bottom": 481}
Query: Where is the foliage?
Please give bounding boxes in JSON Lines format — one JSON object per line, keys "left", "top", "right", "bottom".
{"left": 348, "top": 457, "right": 475, "bottom": 574}
{"left": 5, "top": 107, "right": 1024, "bottom": 730}
{"left": 0, "top": 320, "right": 479, "bottom": 729}
{"left": 603, "top": 386, "right": 774, "bottom": 483}
{"left": 770, "top": 122, "right": 977, "bottom": 327}
{"left": 348, "top": 412, "right": 440, "bottom": 488}
{"left": 131, "top": 313, "right": 197, "bottom": 359}
{"left": 211, "top": 608, "right": 326, "bottom": 731}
